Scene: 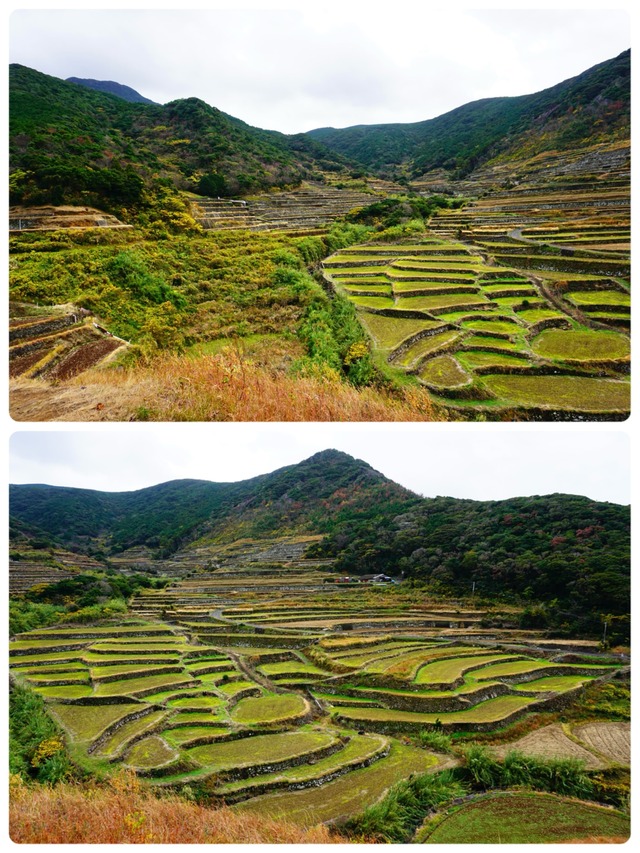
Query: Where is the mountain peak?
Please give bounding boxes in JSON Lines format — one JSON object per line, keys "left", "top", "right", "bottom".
{"left": 65, "top": 76, "right": 158, "bottom": 105}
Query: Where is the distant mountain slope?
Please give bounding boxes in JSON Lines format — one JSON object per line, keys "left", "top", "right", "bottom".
{"left": 9, "top": 64, "right": 349, "bottom": 211}
{"left": 9, "top": 450, "right": 417, "bottom": 556}
{"left": 66, "top": 76, "right": 158, "bottom": 104}
{"left": 308, "top": 50, "right": 630, "bottom": 177}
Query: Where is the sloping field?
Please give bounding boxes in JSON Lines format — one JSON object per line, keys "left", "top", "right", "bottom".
{"left": 320, "top": 155, "right": 630, "bottom": 419}
{"left": 572, "top": 722, "right": 630, "bottom": 766}
{"left": 490, "top": 723, "right": 607, "bottom": 770}
{"left": 421, "top": 792, "right": 629, "bottom": 843}
{"left": 233, "top": 741, "right": 441, "bottom": 825}
{"left": 9, "top": 581, "right": 626, "bottom": 828}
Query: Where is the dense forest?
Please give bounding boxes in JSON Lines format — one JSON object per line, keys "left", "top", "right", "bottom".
{"left": 9, "top": 64, "right": 350, "bottom": 213}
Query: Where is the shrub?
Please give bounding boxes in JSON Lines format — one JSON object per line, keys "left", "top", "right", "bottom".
{"left": 9, "top": 684, "right": 73, "bottom": 784}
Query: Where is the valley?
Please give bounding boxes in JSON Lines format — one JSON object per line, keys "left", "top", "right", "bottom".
{"left": 9, "top": 450, "right": 631, "bottom": 842}
{"left": 8, "top": 51, "right": 631, "bottom": 421}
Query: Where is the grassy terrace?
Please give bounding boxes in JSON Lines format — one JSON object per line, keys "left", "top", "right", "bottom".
{"left": 233, "top": 741, "right": 438, "bottom": 826}
{"left": 186, "top": 730, "right": 338, "bottom": 773}
{"left": 215, "top": 733, "right": 388, "bottom": 796}
{"left": 335, "top": 694, "right": 538, "bottom": 727}
{"left": 10, "top": 573, "right": 627, "bottom": 833}
{"left": 414, "top": 653, "right": 521, "bottom": 685}
{"left": 230, "top": 694, "right": 308, "bottom": 725}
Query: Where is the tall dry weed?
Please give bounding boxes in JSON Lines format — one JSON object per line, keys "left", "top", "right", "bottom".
{"left": 11, "top": 350, "right": 442, "bottom": 421}
{"left": 9, "top": 776, "right": 346, "bottom": 843}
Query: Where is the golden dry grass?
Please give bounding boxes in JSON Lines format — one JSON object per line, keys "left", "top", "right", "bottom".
{"left": 9, "top": 774, "right": 347, "bottom": 844}
{"left": 10, "top": 350, "right": 441, "bottom": 422}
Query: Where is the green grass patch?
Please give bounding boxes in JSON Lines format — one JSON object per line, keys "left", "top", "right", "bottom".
{"left": 125, "top": 735, "right": 177, "bottom": 769}
{"left": 396, "top": 294, "right": 488, "bottom": 311}
{"left": 96, "top": 710, "right": 167, "bottom": 758}
{"left": 187, "top": 730, "right": 336, "bottom": 772}
{"left": 336, "top": 695, "right": 537, "bottom": 726}
{"left": 463, "top": 335, "right": 523, "bottom": 351}
{"left": 391, "top": 331, "right": 462, "bottom": 368}
{"left": 419, "top": 355, "right": 470, "bottom": 389}
{"left": 31, "top": 684, "right": 95, "bottom": 699}
{"left": 357, "top": 313, "right": 442, "bottom": 350}
{"left": 470, "top": 659, "right": 557, "bottom": 680}
{"left": 163, "top": 726, "right": 230, "bottom": 747}
{"left": 478, "top": 374, "right": 630, "bottom": 412}
{"left": 49, "top": 702, "right": 146, "bottom": 743}
{"left": 422, "top": 792, "right": 629, "bottom": 843}
{"left": 457, "top": 351, "right": 529, "bottom": 369}
{"left": 531, "top": 328, "right": 630, "bottom": 361}
{"left": 567, "top": 291, "right": 630, "bottom": 308}
{"left": 93, "top": 672, "right": 194, "bottom": 697}
{"left": 167, "top": 695, "right": 224, "bottom": 709}
{"left": 460, "top": 320, "right": 521, "bottom": 335}
{"left": 230, "top": 693, "right": 308, "bottom": 724}
{"left": 415, "top": 654, "right": 519, "bottom": 685}
{"left": 517, "top": 308, "right": 565, "bottom": 323}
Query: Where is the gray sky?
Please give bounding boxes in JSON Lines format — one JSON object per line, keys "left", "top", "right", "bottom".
{"left": 9, "top": 427, "right": 630, "bottom": 505}
{"left": 8, "top": 3, "right": 631, "bottom": 133}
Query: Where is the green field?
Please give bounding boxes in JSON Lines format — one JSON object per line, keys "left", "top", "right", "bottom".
{"left": 421, "top": 793, "right": 630, "bottom": 843}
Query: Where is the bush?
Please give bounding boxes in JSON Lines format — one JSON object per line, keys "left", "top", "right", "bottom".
{"left": 9, "top": 684, "right": 73, "bottom": 784}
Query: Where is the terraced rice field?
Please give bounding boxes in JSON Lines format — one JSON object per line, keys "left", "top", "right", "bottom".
{"left": 9, "top": 581, "right": 625, "bottom": 827}
{"left": 323, "top": 159, "right": 629, "bottom": 419}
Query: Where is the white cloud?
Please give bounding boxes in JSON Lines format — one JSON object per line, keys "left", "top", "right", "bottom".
{"left": 9, "top": 427, "right": 630, "bottom": 506}
{"left": 8, "top": 6, "right": 630, "bottom": 133}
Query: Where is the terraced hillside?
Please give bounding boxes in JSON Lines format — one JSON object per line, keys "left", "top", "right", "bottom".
{"left": 323, "top": 146, "right": 629, "bottom": 418}
{"left": 191, "top": 182, "right": 377, "bottom": 234}
{"left": 10, "top": 302, "right": 128, "bottom": 382}
{"left": 10, "top": 571, "right": 628, "bottom": 829}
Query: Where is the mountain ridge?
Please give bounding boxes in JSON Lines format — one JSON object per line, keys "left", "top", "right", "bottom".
{"left": 9, "top": 50, "right": 630, "bottom": 214}
{"left": 307, "top": 49, "right": 630, "bottom": 177}
{"left": 65, "top": 76, "right": 158, "bottom": 105}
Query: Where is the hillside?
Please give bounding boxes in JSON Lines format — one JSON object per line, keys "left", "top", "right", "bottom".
{"left": 9, "top": 450, "right": 418, "bottom": 557}
{"left": 308, "top": 50, "right": 630, "bottom": 178}
{"left": 9, "top": 64, "right": 350, "bottom": 212}
{"left": 66, "top": 76, "right": 158, "bottom": 104}
{"left": 9, "top": 450, "right": 629, "bottom": 627}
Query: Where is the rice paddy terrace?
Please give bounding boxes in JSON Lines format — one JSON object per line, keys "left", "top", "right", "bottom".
{"left": 191, "top": 181, "right": 378, "bottom": 234}
{"left": 9, "top": 302, "right": 128, "bottom": 382}
{"left": 323, "top": 145, "right": 630, "bottom": 419}
{"left": 10, "top": 573, "right": 628, "bottom": 828}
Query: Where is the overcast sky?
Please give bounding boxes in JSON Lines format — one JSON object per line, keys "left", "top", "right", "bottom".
{"left": 9, "top": 427, "right": 630, "bottom": 505}
{"left": 8, "top": 3, "right": 631, "bottom": 133}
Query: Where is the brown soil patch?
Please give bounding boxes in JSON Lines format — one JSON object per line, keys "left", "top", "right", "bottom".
{"left": 573, "top": 722, "right": 630, "bottom": 766}
{"left": 48, "top": 339, "right": 124, "bottom": 381}
{"left": 490, "top": 723, "right": 606, "bottom": 769}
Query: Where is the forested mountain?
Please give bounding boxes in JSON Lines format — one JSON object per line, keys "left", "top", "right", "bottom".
{"left": 308, "top": 50, "right": 630, "bottom": 177}
{"left": 9, "top": 450, "right": 417, "bottom": 557}
{"left": 10, "top": 451, "right": 629, "bottom": 625}
{"left": 66, "top": 77, "right": 158, "bottom": 104}
{"left": 9, "top": 64, "right": 349, "bottom": 211}
{"left": 9, "top": 51, "right": 629, "bottom": 215}
{"left": 310, "top": 492, "right": 629, "bottom": 621}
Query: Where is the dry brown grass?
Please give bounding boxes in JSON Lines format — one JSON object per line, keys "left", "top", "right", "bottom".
{"left": 10, "top": 350, "right": 441, "bottom": 422}
{"left": 9, "top": 774, "right": 348, "bottom": 844}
